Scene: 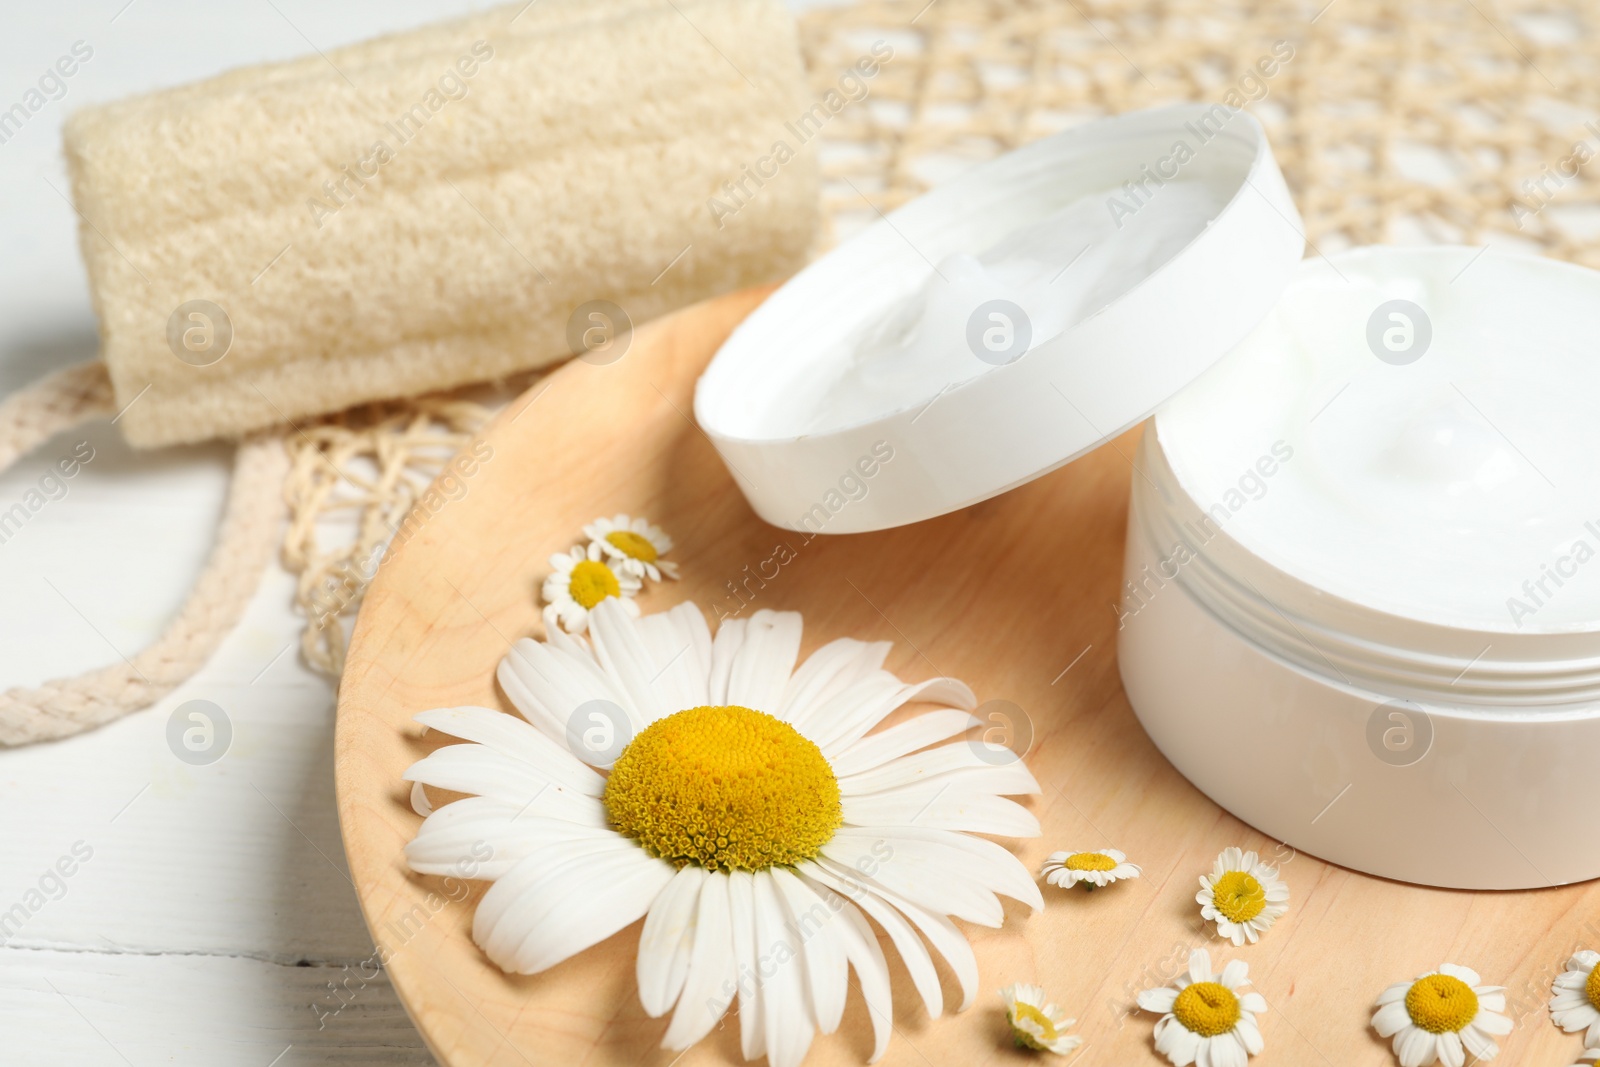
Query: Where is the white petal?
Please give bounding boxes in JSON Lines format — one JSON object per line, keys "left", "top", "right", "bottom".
{"left": 406, "top": 801, "right": 607, "bottom": 878}
{"left": 637, "top": 866, "right": 707, "bottom": 1017}
{"left": 842, "top": 784, "right": 1040, "bottom": 838}
{"left": 410, "top": 780, "right": 433, "bottom": 816}
{"left": 1437, "top": 1030, "right": 1465, "bottom": 1067}
{"left": 496, "top": 635, "right": 637, "bottom": 752}
{"left": 814, "top": 859, "right": 979, "bottom": 1012}
{"left": 827, "top": 710, "right": 982, "bottom": 776}
{"left": 769, "top": 868, "right": 848, "bottom": 1034}
{"left": 780, "top": 638, "right": 892, "bottom": 726}
{"left": 1553, "top": 1003, "right": 1596, "bottom": 1030}
{"left": 726, "top": 609, "right": 803, "bottom": 713}
{"left": 402, "top": 746, "right": 607, "bottom": 826}
{"left": 706, "top": 615, "right": 746, "bottom": 704}
{"left": 1138, "top": 986, "right": 1178, "bottom": 1013}
{"left": 837, "top": 743, "right": 1041, "bottom": 797}
{"left": 754, "top": 872, "right": 814, "bottom": 1067}
{"left": 1209, "top": 1031, "right": 1248, "bottom": 1067}
{"left": 820, "top": 838, "right": 1000, "bottom": 926}
{"left": 1236, "top": 1013, "right": 1265, "bottom": 1054}
{"left": 1438, "top": 963, "right": 1482, "bottom": 987}
{"left": 587, "top": 598, "right": 672, "bottom": 724}
{"left": 835, "top": 825, "right": 1042, "bottom": 911}
{"left": 1395, "top": 1025, "right": 1433, "bottom": 1067}
{"left": 1219, "top": 958, "right": 1250, "bottom": 990}
{"left": 473, "top": 842, "right": 673, "bottom": 974}
{"left": 810, "top": 674, "right": 977, "bottom": 754}
{"left": 796, "top": 874, "right": 894, "bottom": 1063}
{"left": 630, "top": 601, "right": 713, "bottom": 713}
{"left": 414, "top": 707, "right": 606, "bottom": 795}
{"left": 663, "top": 873, "right": 739, "bottom": 1050}
{"left": 801, "top": 860, "right": 944, "bottom": 1019}
{"left": 1473, "top": 1008, "right": 1513, "bottom": 1036}
{"left": 1154, "top": 1015, "right": 1200, "bottom": 1064}
{"left": 1376, "top": 982, "right": 1412, "bottom": 1007}
{"left": 1460, "top": 1023, "right": 1499, "bottom": 1061}
{"left": 728, "top": 871, "right": 765, "bottom": 1061}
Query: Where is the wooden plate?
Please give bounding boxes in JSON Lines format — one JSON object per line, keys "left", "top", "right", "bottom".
{"left": 336, "top": 287, "right": 1595, "bottom": 1066}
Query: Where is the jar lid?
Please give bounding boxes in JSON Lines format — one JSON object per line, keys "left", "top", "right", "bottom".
{"left": 694, "top": 103, "right": 1304, "bottom": 534}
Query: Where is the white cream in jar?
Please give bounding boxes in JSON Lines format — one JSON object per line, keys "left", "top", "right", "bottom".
{"left": 1122, "top": 245, "right": 1600, "bottom": 889}
{"left": 1156, "top": 246, "right": 1600, "bottom": 634}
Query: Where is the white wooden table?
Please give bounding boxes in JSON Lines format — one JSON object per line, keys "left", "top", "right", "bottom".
{"left": 0, "top": 4, "right": 502, "bottom": 1063}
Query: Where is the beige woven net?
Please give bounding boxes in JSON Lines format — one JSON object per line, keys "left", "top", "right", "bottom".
{"left": 285, "top": 0, "right": 1600, "bottom": 677}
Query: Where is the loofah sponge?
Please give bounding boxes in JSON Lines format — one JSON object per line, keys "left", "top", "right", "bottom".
{"left": 63, "top": 0, "right": 819, "bottom": 448}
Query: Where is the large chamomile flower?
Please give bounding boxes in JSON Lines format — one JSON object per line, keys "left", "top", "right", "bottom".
{"left": 585, "top": 513, "right": 678, "bottom": 581}
{"left": 1001, "top": 983, "right": 1081, "bottom": 1055}
{"left": 1196, "top": 847, "right": 1288, "bottom": 946}
{"left": 1371, "top": 964, "right": 1511, "bottom": 1067}
{"left": 1138, "top": 948, "right": 1267, "bottom": 1066}
{"left": 1550, "top": 949, "right": 1600, "bottom": 1044}
{"left": 1040, "top": 848, "right": 1141, "bottom": 891}
{"left": 542, "top": 542, "right": 640, "bottom": 633}
{"left": 403, "top": 599, "right": 1044, "bottom": 1067}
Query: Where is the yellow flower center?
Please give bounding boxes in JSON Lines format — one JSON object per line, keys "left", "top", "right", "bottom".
{"left": 1210, "top": 870, "right": 1266, "bottom": 923}
{"left": 605, "top": 529, "right": 658, "bottom": 563}
{"left": 1172, "top": 981, "right": 1241, "bottom": 1037}
{"left": 1009, "top": 1003, "right": 1060, "bottom": 1050}
{"left": 602, "top": 705, "right": 841, "bottom": 872}
{"left": 1404, "top": 974, "right": 1479, "bottom": 1034}
{"left": 1064, "top": 851, "right": 1118, "bottom": 871}
{"left": 1587, "top": 963, "right": 1600, "bottom": 1012}
{"left": 568, "top": 559, "right": 621, "bottom": 609}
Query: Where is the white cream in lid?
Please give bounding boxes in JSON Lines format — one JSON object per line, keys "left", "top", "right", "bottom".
{"left": 1157, "top": 245, "right": 1600, "bottom": 635}
{"left": 796, "top": 181, "right": 1228, "bottom": 435}
{"left": 696, "top": 104, "right": 1304, "bottom": 533}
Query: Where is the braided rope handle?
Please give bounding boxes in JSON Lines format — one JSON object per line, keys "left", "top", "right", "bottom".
{"left": 0, "top": 362, "right": 288, "bottom": 745}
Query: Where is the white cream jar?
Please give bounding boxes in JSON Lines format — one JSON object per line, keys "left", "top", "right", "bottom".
{"left": 697, "top": 105, "right": 1597, "bottom": 889}
{"left": 1122, "top": 245, "right": 1600, "bottom": 889}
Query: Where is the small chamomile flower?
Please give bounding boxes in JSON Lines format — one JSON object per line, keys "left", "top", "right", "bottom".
{"left": 584, "top": 513, "right": 678, "bottom": 581}
{"left": 1138, "top": 948, "right": 1266, "bottom": 1065}
{"left": 1371, "top": 964, "right": 1511, "bottom": 1067}
{"left": 1550, "top": 949, "right": 1600, "bottom": 1044}
{"left": 542, "top": 542, "right": 640, "bottom": 633}
{"left": 1196, "top": 847, "right": 1288, "bottom": 946}
{"left": 1040, "top": 848, "right": 1141, "bottom": 890}
{"left": 1001, "top": 983, "right": 1082, "bottom": 1055}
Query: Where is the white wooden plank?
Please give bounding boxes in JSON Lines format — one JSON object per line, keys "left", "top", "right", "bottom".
{"left": 0, "top": 946, "right": 435, "bottom": 1066}
{"left": 0, "top": 564, "right": 392, "bottom": 962}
